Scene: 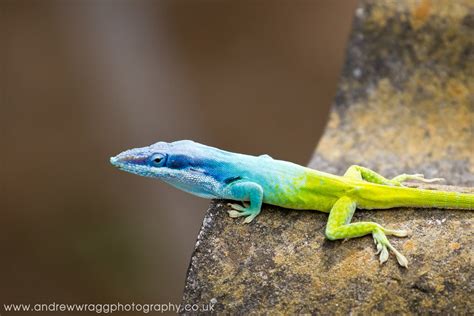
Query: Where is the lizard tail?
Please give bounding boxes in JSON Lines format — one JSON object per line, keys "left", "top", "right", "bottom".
{"left": 357, "top": 185, "right": 474, "bottom": 210}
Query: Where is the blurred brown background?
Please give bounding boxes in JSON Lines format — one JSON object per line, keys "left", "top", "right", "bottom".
{"left": 1, "top": 0, "right": 356, "bottom": 307}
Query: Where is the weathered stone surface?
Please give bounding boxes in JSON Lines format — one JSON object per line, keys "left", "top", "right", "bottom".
{"left": 183, "top": 0, "right": 473, "bottom": 314}
{"left": 185, "top": 185, "right": 472, "bottom": 314}
{"left": 310, "top": 0, "right": 473, "bottom": 186}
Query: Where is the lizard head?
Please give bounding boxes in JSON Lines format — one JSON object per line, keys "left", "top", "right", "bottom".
{"left": 110, "top": 141, "right": 170, "bottom": 178}
{"left": 110, "top": 140, "right": 224, "bottom": 198}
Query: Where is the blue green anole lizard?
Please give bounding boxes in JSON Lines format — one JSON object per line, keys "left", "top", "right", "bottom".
{"left": 110, "top": 140, "right": 473, "bottom": 268}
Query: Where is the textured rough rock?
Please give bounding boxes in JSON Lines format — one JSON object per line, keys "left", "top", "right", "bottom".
{"left": 185, "top": 186, "right": 472, "bottom": 314}
{"left": 309, "top": 0, "right": 473, "bottom": 186}
{"left": 183, "top": 0, "right": 473, "bottom": 314}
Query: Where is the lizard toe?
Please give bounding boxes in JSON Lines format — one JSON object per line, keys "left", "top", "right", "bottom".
{"left": 227, "top": 210, "right": 244, "bottom": 218}
{"left": 228, "top": 203, "right": 246, "bottom": 212}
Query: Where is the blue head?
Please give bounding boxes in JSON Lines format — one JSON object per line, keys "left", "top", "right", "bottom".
{"left": 110, "top": 140, "right": 230, "bottom": 198}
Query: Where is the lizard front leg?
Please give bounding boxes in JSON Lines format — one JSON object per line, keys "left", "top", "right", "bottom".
{"left": 225, "top": 181, "right": 263, "bottom": 223}
{"left": 325, "top": 196, "right": 409, "bottom": 267}
{"left": 344, "top": 165, "right": 443, "bottom": 186}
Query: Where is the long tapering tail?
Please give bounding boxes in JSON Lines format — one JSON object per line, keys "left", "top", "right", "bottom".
{"left": 357, "top": 184, "right": 474, "bottom": 210}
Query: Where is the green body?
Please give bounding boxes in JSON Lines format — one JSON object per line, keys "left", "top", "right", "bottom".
{"left": 279, "top": 167, "right": 473, "bottom": 212}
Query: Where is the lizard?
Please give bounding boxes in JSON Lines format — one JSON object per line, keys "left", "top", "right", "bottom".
{"left": 110, "top": 140, "right": 474, "bottom": 267}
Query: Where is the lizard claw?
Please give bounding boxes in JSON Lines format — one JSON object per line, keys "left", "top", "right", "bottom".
{"left": 227, "top": 210, "right": 244, "bottom": 218}
{"left": 243, "top": 214, "right": 258, "bottom": 223}
{"left": 384, "top": 228, "right": 410, "bottom": 237}
{"left": 373, "top": 228, "right": 408, "bottom": 268}
{"left": 228, "top": 203, "right": 246, "bottom": 212}
{"left": 391, "top": 174, "right": 445, "bottom": 185}
{"left": 419, "top": 177, "right": 445, "bottom": 183}
{"left": 227, "top": 203, "right": 260, "bottom": 223}
{"left": 379, "top": 247, "right": 389, "bottom": 264}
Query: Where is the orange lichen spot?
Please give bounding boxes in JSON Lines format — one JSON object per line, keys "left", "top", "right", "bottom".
{"left": 411, "top": 0, "right": 431, "bottom": 30}
{"left": 446, "top": 79, "right": 469, "bottom": 103}
{"left": 449, "top": 242, "right": 461, "bottom": 250}
{"left": 403, "top": 240, "right": 416, "bottom": 251}
{"left": 333, "top": 250, "right": 378, "bottom": 277}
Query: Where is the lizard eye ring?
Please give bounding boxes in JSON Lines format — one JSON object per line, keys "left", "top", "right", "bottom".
{"left": 150, "top": 153, "right": 167, "bottom": 167}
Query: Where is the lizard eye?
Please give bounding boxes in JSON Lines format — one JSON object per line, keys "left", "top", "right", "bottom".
{"left": 150, "top": 153, "right": 166, "bottom": 167}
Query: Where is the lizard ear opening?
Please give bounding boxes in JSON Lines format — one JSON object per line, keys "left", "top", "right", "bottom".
{"left": 150, "top": 153, "right": 167, "bottom": 167}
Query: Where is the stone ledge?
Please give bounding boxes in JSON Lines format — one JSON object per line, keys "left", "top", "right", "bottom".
{"left": 183, "top": 184, "right": 472, "bottom": 314}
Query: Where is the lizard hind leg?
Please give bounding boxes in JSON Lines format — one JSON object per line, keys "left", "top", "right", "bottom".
{"left": 325, "top": 196, "right": 409, "bottom": 267}
{"left": 344, "top": 165, "right": 444, "bottom": 187}
{"left": 343, "top": 165, "right": 395, "bottom": 184}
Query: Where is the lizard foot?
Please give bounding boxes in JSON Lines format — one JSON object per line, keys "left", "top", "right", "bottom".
{"left": 227, "top": 203, "right": 259, "bottom": 223}
{"left": 384, "top": 228, "right": 410, "bottom": 237}
{"left": 373, "top": 227, "right": 408, "bottom": 268}
{"left": 390, "top": 174, "right": 444, "bottom": 186}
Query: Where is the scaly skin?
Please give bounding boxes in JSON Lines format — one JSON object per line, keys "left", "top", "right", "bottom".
{"left": 110, "top": 140, "right": 474, "bottom": 267}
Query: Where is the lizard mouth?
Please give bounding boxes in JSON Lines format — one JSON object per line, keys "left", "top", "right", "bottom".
{"left": 110, "top": 156, "right": 119, "bottom": 165}
{"left": 110, "top": 156, "right": 128, "bottom": 169}
{"left": 110, "top": 156, "right": 137, "bottom": 171}
{"left": 110, "top": 155, "right": 162, "bottom": 178}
